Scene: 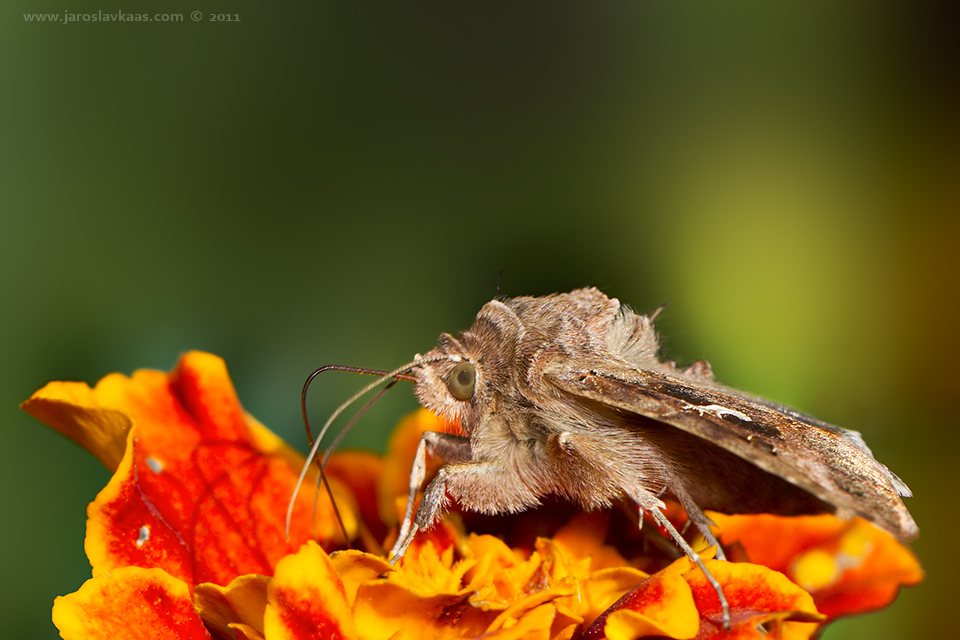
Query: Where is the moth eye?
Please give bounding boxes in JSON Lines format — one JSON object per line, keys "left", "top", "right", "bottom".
{"left": 446, "top": 361, "right": 476, "bottom": 401}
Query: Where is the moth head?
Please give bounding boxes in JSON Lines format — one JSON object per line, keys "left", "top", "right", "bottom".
{"left": 411, "top": 336, "right": 485, "bottom": 433}
{"left": 411, "top": 299, "right": 524, "bottom": 434}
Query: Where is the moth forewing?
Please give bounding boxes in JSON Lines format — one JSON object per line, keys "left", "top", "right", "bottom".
{"left": 544, "top": 368, "right": 919, "bottom": 543}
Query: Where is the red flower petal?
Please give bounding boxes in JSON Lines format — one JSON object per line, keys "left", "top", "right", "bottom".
{"left": 264, "top": 541, "right": 357, "bottom": 640}
{"left": 29, "top": 352, "right": 356, "bottom": 589}
{"left": 584, "top": 556, "right": 824, "bottom": 640}
{"left": 582, "top": 558, "right": 700, "bottom": 640}
{"left": 51, "top": 566, "right": 211, "bottom": 640}
{"left": 84, "top": 429, "right": 193, "bottom": 584}
{"left": 684, "top": 560, "right": 823, "bottom": 639}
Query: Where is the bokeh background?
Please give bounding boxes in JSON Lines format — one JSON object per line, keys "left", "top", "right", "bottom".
{"left": 2, "top": 2, "right": 956, "bottom": 637}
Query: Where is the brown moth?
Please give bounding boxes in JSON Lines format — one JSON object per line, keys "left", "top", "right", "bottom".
{"left": 293, "top": 288, "right": 918, "bottom": 626}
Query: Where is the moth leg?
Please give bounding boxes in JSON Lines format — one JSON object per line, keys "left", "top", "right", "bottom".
{"left": 391, "top": 454, "right": 541, "bottom": 562}
{"left": 671, "top": 486, "right": 726, "bottom": 561}
{"left": 627, "top": 489, "right": 731, "bottom": 630}
{"left": 389, "top": 430, "right": 471, "bottom": 562}
{"left": 647, "top": 506, "right": 731, "bottom": 631}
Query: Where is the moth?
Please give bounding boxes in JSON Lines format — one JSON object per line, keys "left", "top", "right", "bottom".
{"left": 293, "top": 288, "right": 918, "bottom": 625}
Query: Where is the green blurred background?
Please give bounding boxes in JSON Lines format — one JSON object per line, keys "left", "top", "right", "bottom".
{"left": 2, "top": 2, "right": 956, "bottom": 637}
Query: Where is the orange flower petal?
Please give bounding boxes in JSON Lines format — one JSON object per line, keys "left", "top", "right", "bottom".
{"left": 229, "top": 623, "right": 265, "bottom": 640}
{"left": 486, "top": 586, "right": 579, "bottom": 633}
{"left": 533, "top": 525, "right": 650, "bottom": 628}
{"left": 583, "top": 559, "right": 700, "bottom": 640}
{"left": 555, "top": 511, "right": 638, "bottom": 570}
{"left": 345, "top": 526, "right": 528, "bottom": 639}
{"left": 388, "top": 525, "right": 474, "bottom": 597}
{"left": 22, "top": 378, "right": 135, "bottom": 471}
{"left": 579, "top": 566, "right": 650, "bottom": 628}
{"left": 463, "top": 534, "right": 542, "bottom": 606}
{"left": 709, "top": 513, "right": 843, "bottom": 572}
{"left": 786, "top": 519, "right": 923, "bottom": 621}
{"left": 51, "top": 566, "right": 211, "bottom": 640}
{"left": 329, "top": 549, "right": 394, "bottom": 603}
{"left": 264, "top": 541, "right": 357, "bottom": 640}
{"left": 194, "top": 574, "right": 270, "bottom": 639}
{"left": 394, "top": 516, "right": 462, "bottom": 575}
{"left": 485, "top": 602, "right": 559, "bottom": 640}
{"left": 354, "top": 581, "right": 490, "bottom": 639}
{"left": 32, "top": 351, "right": 355, "bottom": 588}
{"left": 711, "top": 513, "right": 923, "bottom": 621}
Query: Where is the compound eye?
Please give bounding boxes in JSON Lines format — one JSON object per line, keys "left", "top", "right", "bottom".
{"left": 446, "top": 361, "right": 476, "bottom": 401}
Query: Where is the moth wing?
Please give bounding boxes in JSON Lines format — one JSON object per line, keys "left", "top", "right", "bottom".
{"left": 545, "top": 367, "right": 919, "bottom": 543}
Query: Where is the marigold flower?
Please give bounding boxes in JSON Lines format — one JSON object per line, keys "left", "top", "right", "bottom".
{"left": 23, "top": 351, "right": 922, "bottom": 639}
